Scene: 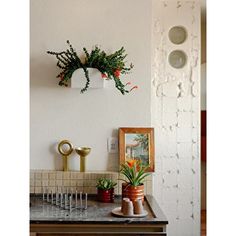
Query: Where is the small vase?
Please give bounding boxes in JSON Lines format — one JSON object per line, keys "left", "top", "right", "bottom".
{"left": 122, "top": 183, "right": 144, "bottom": 204}
{"left": 97, "top": 188, "right": 114, "bottom": 203}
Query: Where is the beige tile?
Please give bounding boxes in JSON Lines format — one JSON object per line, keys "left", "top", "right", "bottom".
{"left": 30, "top": 179, "right": 35, "bottom": 187}
{"left": 30, "top": 187, "right": 34, "bottom": 193}
{"left": 83, "top": 173, "right": 93, "bottom": 180}
{"left": 83, "top": 186, "right": 96, "bottom": 194}
{"left": 35, "top": 187, "right": 42, "bottom": 193}
{"left": 63, "top": 180, "right": 70, "bottom": 186}
{"left": 56, "top": 179, "right": 63, "bottom": 186}
{"left": 63, "top": 172, "right": 71, "bottom": 179}
{"left": 56, "top": 171, "right": 63, "bottom": 179}
{"left": 69, "top": 187, "right": 77, "bottom": 193}
{"left": 75, "top": 186, "right": 84, "bottom": 192}
{"left": 30, "top": 172, "right": 35, "bottom": 180}
{"left": 76, "top": 173, "right": 84, "bottom": 179}
{"left": 83, "top": 179, "right": 96, "bottom": 187}
{"left": 71, "top": 172, "right": 78, "bottom": 179}
{"left": 35, "top": 180, "right": 42, "bottom": 187}
{"left": 71, "top": 180, "right": 77, "bottom": 186}
{"left": 50, "top": 186, "right": 56, "bottom": 192}
{"left": 49, "top": 172, "right": 56, "bottom": 180}
{"left": 57, "top": 186, "right": 63, "bottom": 193}
{"left": 49, "top": 180, "right": 56, "bottom": 186}
{"left": 42, "top": 180, "right": 48, "bottom": 187}
{"left": 35, "top": 172, "right": 42, "bottom": 179}
{"left": 111, "top": 172, "right": 119, "bottom": 179}
{"left": 42, "top": 172, "right": 48, "bottom": 179}
{"left": 76, "top": 180, "right": 84, "bottom": 187}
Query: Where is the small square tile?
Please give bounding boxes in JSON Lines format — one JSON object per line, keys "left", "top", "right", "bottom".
{"left": 42, "top": 180, "right": 48, "bottom": 187}
{"left": 76, "top": 173, "right": 84, "bottom": 179}
{"left": 76, "top": 180, "right": 84, "bottom": 187}
{"left": 75, "top": 187, "right": 83, "bottom": 192}
{"left": 69, "top": 187, "right": 77, "bottom": 193}
{"left": 49, "top": 180, "right": 56, "bottom": 186}
{"left": 83, "top": 180, "right": 96, "bottom": 187}
{"left": 35, "top": 187, "right": 42, "bottom": 193}
{"left": 42, "top": 172, "right": 48, "bottom": 179}
{"left": 56, "top": 180, "right": 63, "bottom": 186}
{"left": 63, "top": 180, "right": 70, "bottom": 186}
{"left": 30, "top": 187, "right": 34, "bottom": 193}
{"left": 56, "top": 172, "right": 63, "bottom": 179}
{"left": 83, "top": 173, "right": 92, "bottom": 180}
{"left": 63, "top": 172, "right": 71, "bottom": 179}
{"left": 71, "top": 172, "right": 78, "bottom": 179}
{"left": 57, "top": 186, "right": 63, "bottom": 193}
{"left": 49, "top": 173, "right": 56, "bottom": 180}
{"left": 83, "top": 186, "right": 96, "bottom": 194}
{"left": 35, "top": 180, "right": 42, "bottom": 187}
{"left": 35, "top": 172, "right": 42, "bottom": 179}
{"left": 30, "top": 172, "right": 35, "bottom": 180}
{"left": 71, "top": 180, "right": 77, "bottom": 186}
{"left": 30, "top": 179, "right": 35, "bottom": 187}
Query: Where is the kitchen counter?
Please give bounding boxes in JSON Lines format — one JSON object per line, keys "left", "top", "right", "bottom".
{"left": 30, "top": 194, "right": 168, "bottom": 235}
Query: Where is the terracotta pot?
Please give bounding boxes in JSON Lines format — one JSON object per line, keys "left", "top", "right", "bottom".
{"left": 97, "top": 188, "right": 114, "bottom": 203}
{"left": 122, "top": 183, "right": 144, "bottom": 204}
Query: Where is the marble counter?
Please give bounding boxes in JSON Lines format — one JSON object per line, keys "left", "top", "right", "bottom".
{"left": 30, "top": 194, "right": 168, "bottom": 225}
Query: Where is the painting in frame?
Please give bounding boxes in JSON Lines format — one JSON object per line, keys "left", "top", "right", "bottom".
{"left": 119, "top": 127, "right": 155, "bottom": 172}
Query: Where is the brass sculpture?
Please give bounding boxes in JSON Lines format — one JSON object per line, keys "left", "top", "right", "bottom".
{"left": 58, "top": 140, "right": 73, "bottom": 171}
{"left": 75, "top": 147, "right": 91, "bottom": 172}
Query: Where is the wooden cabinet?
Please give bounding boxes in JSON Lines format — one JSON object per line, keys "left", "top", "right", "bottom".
{"left": 31, "top": 223, "right": 167, "bottom": 235}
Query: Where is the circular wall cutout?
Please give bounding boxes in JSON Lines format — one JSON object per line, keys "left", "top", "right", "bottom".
{"left": 168, "top": 26, "right": 187, "bottom": 44}
{"left": 168, "top": 50, "right": 187, "bottom": 69}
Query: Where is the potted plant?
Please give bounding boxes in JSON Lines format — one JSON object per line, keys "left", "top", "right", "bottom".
{"left": 120, "top": 160, "right": 150, "bottom": 203}
{"left": 47, "top": 40, "right": 137, "bottom": 94}
{"left": 96, "top": 178, "right": 117, "bottom": 203}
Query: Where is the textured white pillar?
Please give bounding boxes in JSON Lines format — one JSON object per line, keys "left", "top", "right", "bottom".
{"left": 151, "top": 1, "right": 200, "bottom": 236}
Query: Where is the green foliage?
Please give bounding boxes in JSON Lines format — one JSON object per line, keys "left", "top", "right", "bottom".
{"left": 47, "top": 40, "right": 135, "bottom": 94}
{"left": 120, "top": 160, "right": 150, "bottom": 187}
{"left": 96, "top": 178, "right": 117, "bottom": 190}
{"left": 133, "top": 134, "right": 149, "bottom": 151}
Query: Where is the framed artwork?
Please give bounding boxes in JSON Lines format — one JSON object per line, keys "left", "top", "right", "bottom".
{"left": 119, "top": 127, "right": 155, "bottom": 172}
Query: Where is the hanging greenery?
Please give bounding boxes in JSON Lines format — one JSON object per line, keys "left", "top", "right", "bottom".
{"left": 47, "top": 40, "right": 136, "bottom": 94}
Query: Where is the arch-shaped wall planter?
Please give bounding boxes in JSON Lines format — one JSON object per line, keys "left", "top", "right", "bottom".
{"left": 71, "top": 68, "right": 105, "bottom": 89}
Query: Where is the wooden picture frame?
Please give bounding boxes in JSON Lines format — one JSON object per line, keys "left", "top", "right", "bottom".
{"left": 119, "top": 127, "right": 155, "bottom": 172}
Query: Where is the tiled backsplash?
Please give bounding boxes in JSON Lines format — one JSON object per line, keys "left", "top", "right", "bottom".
{"left": 30, "top": 170, "right": 153, "bottom": 195}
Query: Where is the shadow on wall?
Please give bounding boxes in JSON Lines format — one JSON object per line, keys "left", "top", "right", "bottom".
{"left": 30, "top": 56, "right": 60, "bottom": 88}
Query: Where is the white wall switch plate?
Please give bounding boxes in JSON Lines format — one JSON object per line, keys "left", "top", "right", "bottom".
{"left": 107, "top": 137, "right": 118, "bottom": 154}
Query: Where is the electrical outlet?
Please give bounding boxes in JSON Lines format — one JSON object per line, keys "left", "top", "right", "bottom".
{"left": 107, "top": 137, "right": 118, "bottom": 154}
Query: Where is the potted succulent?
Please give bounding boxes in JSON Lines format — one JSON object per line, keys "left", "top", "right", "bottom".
{"left": 120, "top": 160, "right": 150, "bottom": 203}
{"left": 47, "top": 40, "right": 137, "bottom": 94}
{"left": 96, "top": 178, "right": 117, "bottom": 203}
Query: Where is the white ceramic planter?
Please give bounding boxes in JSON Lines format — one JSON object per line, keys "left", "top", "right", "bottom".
{"left": 71, "top": 68, "right": 105, "bottom": 89}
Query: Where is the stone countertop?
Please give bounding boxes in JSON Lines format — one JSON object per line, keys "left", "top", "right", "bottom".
{"left": 30, "top": 194, "right": 168, "bottom": 225}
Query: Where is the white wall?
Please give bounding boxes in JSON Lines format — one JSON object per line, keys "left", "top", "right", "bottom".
{"left": 30, "top": 0, "right": 152, "bottom": 170}
{"left": 31, "top": 1, "right": 201, "bottom": 235}
{"left": 151, "top": 1, "right": 200, "bottom": 235}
